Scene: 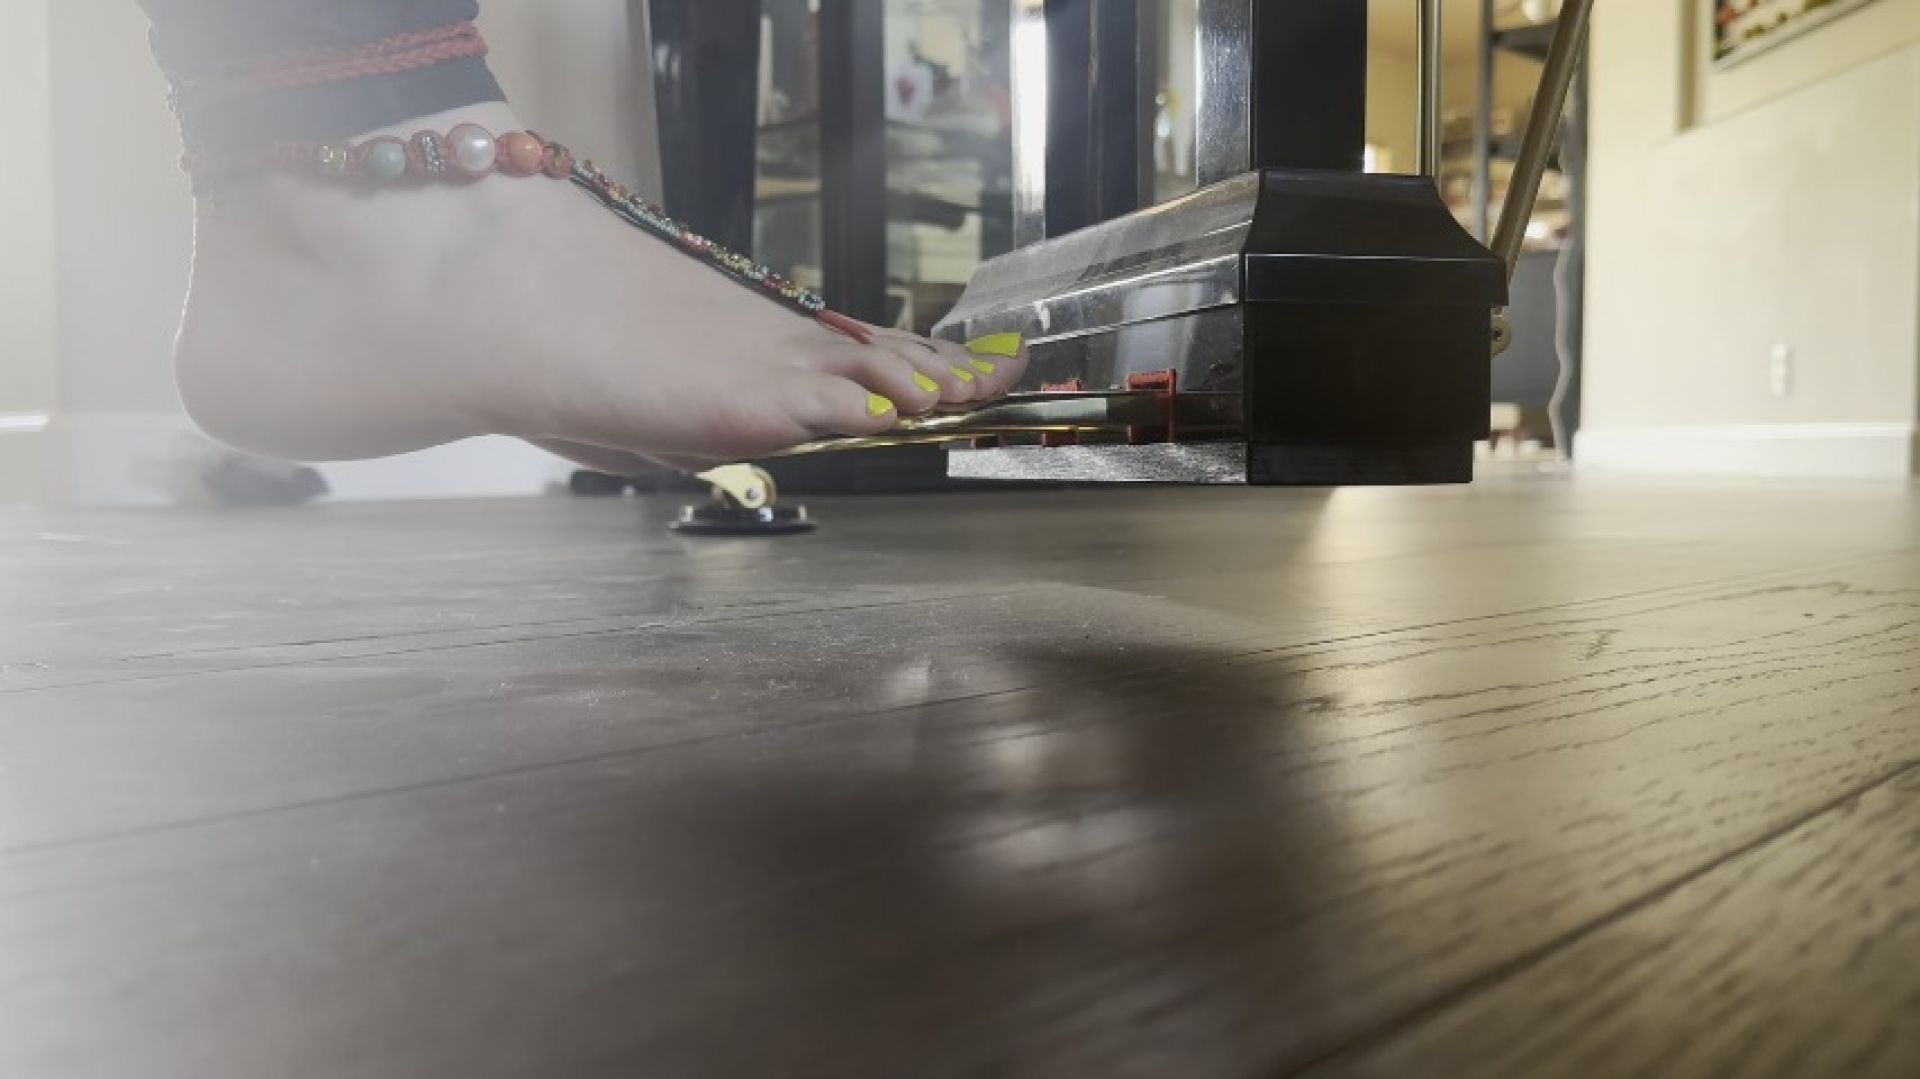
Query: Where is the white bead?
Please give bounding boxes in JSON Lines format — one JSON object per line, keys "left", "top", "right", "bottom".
{"left": 450, "top": 127, "right": 497, "bottom": 174}
{"left": 364, "top": 141, "right": 409, "bottom": 181}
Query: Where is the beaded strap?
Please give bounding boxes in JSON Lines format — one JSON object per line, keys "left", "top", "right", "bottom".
{"left": 568, "top": 161, "right": 869, "bottom": 338}
{"left": 566, "top": 160, "right": 868, "bottom": 341}
{"left": 244, "top": 124, "right": 572, "bottom": 183}
{"left": 214, "top": 124, "right": 872, "bottom": 345}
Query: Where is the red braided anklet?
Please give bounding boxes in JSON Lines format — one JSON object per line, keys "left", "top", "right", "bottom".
{"left": 174, "top": 21, "right": 489, "bottom": 107}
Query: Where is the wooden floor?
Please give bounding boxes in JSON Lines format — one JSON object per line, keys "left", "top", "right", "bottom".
{"left": 3, "top": 471, "right": 1919, "bottom": 1078}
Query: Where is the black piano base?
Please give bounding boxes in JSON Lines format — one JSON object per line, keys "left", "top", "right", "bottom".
{"left": 1248, "top": 442, "right": 1474, "bottom": 486}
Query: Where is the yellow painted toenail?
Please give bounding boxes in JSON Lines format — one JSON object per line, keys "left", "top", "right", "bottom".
{"left": 970, "top": 359, "right": 998, "bottom": 375}
{"left": 867, "top": 393, "right": 896, "bottom": 417}
{"left": 951, "top": 365, "right": 975, "bottom": 383}
{"left": 966, "top": 333, "right": 1024, "bottom": 358}
{"left": 913, "top": 372, "right": 940, "bottom": 394}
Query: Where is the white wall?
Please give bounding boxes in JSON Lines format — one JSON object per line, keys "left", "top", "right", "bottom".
{"left": 0, "top": 0, "right": 59, "bottom": 500}
{"left": 1578, "top": 0, "right": 1920, "bottom": 478}
{"left": 46, "top": 1, "right": 193, "bottom": 422}
{"left": 16, "top": 1, "right": 663, "bottom": 505}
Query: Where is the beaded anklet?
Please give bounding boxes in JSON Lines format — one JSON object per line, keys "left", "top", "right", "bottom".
{"left": 226, "top": 123, "right": 873, "bottom": 346}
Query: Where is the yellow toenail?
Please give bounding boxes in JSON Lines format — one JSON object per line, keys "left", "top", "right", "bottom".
{"left": 966, "top": 333, "right": 1024, "bottom": 358}
{"left": 867, "top": 393, "right": 896, "bottom": 417}
{"left": 970, "top": 359, "right": 998, "bottom": 376}
{"left": 913, "top": 372, "right": 940, "bottom": 394}
{"left": 951, "top": 365, "right": 975, "bottom": 383}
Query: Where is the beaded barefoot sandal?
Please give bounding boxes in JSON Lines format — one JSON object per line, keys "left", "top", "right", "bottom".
{"left": 225, "top": 124, "right": 876, "bottom": 347}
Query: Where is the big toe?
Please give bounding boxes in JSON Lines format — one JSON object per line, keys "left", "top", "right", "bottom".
{"left": 782, "top": 371, "right": 902, "bottom": 440}
{"left": 959, "top": 333, "right": 1031, "bottom": 397}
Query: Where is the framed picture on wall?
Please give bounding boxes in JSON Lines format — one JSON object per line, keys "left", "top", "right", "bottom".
{"left": 1713, "top": 0, "right": 1885, "bottom": 67}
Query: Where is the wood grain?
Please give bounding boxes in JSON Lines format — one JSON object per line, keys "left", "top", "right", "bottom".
{"left": 1, "top": 478, "right": 1918, "bottom": 1078}
{"left": 1313, "top": 767, "right": 1920, "bottom": 1078}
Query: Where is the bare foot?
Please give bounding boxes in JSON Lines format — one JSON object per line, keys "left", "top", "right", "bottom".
{"left": 174, "top": 102, "right": 1027, "bottom": 468}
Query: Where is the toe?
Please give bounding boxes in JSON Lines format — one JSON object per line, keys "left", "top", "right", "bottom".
{"left": 801, "top": 339, "right": 944, "bottom": 416}
{"left": 961, "top": 333, "right": 1031, "bottom": 398}
{"left": 874, "top": 333, "right": 985, "bottom": 406}
{"left": 783, "top": 371, "right": 902, "bottom": 438}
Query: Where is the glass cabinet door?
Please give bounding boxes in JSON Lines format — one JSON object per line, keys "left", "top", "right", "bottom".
{"left": 1145, "top": 0, "right": 1201, "bottom": 206}
{"left": 880, "top": 0, "right": 1013, "bottom": 334}
{"left": 753, "top": 0, "right": 825, "bottom": 295}
{"left": 750, "top": 0, "right": 1012, "bottom": 334}
{"left": 735, "top": 1, "right": 1411, "bottom": 326}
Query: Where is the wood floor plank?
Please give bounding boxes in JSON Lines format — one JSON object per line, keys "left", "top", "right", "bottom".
{"left": 3, "top": 546, "right": 1909, "bottom": 852}
{"left": 5, "top": 477, "right": 1915, "bottom": 679}
{"left": 1309, "top": 766, "right": 1920, "bottom": 1078}
{"left": 3, "top": 487, "right": 1918, "bottom": 1078}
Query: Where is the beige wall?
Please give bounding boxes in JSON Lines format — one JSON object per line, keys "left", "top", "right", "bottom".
{"left": 477, "top": 1, "right": 663, "bottom": 201}
{"left": 1368, "top": 49, "right": 1419, "bottom": 173}
{"left": 1580, "top": 0, "right": 1920, "bottom": 475}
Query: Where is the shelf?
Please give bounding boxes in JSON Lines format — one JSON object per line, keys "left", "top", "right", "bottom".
{"left": 755, "top": 181, "right": 979, "bottom": 227}
{"left": 1491, "top": 21, "right": 1556, "bottom": 61}
{"left": 1443, "top": 136, "right": 1556, "bottom": 165}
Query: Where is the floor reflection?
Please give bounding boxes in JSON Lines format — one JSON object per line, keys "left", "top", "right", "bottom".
{"left": 543, "top": 637, "right": 1366, "bottom": 1071}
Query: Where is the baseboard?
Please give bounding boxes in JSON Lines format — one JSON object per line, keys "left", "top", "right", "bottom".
{"left": 36, "top": 410, "right": 572, "bottom": 507}
{"left": 1574, "top": 422, "right": 1917, "bottom": 480}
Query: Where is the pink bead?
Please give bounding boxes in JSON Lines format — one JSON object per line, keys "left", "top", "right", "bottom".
{"left": 497, "top": 133, "right": 544, "bottom": 177}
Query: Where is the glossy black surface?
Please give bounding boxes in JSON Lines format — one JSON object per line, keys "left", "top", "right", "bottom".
{"left": 1039, "top": 0, "right": 1147, "bottom": 237}
{"left": 1247, "top": 0, "right": 1368, "bottom": 173}
{"left": 5, "top": 476, "right": 1919, "bottom": 1077}
{"left": 648, "top": 0, "right": 763, "bottom": 254}
{"left": 1243, "top": 269, "right": 1494, "bottom": 486}
{"left": 1243, "top": 171, "right": 1507, "bottom": 306}
{"left": 817, "top": 0, "right": 889, "bottom": 322}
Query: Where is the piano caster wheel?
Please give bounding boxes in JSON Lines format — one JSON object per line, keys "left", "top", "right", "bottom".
{"left": 672, "top": 464, "right": 818, "bottom": 536}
